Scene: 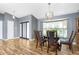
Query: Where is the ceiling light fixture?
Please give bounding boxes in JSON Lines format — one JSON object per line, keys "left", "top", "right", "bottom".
{"left": 13, "top": 11, "right": 15, "bottom": 19}
{"left": 45, "top": 3, "right": 54, "bottom": 20}
{"left": 13, "top": 15, "right": 15, "bottom": 19}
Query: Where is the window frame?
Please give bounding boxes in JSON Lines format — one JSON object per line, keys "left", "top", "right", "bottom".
{"left": 43, "top": 19, "right": 68, "bottom": 38}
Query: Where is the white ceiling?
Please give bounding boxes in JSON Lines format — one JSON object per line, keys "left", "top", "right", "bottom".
{"left": 0, "top": 3, "right": 79, "bottom": 19}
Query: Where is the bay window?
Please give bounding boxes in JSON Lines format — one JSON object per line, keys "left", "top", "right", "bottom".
{"left": 43, "top": 19, "right": 67, "bottom": 38}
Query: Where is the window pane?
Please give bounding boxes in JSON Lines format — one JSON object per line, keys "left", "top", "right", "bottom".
{"left": 20, "top": 24, "right": 22, "bottom": 37}
{"left": 27, "top": 22, "right": 30, "bottom": 38}
{"left": 20, "top": 22, "right": 30, "bottom": 39}
{"left": 23, "top": 23, "right": 26, "bottom": 38}
{"left": 43, "top": 20, "right": 67, "bottom": 38}
{"left": 0, "top": 21, "right": 3, "bottom": 39}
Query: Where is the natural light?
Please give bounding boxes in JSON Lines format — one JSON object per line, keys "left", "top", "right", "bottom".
{"left": 43, "top": 20, "right": 67, "bottom": 38}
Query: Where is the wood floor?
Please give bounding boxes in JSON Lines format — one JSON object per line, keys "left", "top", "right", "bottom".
{"left": 0, "top": 38, "right": 79, "bottom": 55}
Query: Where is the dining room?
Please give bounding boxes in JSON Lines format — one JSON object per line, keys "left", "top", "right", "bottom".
{"left": 0, "top": 3, "right": 79, "bottom": 55}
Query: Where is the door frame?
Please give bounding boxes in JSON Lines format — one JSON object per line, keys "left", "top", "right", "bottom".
{"left": 20, "top": 21, "right": 29, "bottom": 39}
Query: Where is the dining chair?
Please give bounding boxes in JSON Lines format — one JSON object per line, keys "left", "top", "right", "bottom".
{"left": 34, "top": 31, "right": 47, "bottom": 50}
{"left": 60, "top": 31, "right": 76, "bottom": 53}
{"left": 47, "top": 31, "right": 60, "bottom": 55}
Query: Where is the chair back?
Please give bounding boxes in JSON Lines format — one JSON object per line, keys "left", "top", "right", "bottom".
{"left": 69, "top": 31, "right": 76, "bottom": 44}
{"left": 34, "top": 31, "right": 38, "bottom": 41}
{"left": 47, "top": 31, "right": 58, "bottom": 45}
{"left": 34, "top": 31, "right": 42, "bottom": 43}
{"left": 69, "top": 31, "right": 74, "bottom": 42}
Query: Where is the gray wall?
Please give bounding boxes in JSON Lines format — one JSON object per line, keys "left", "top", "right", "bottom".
{"left": 0, "top": 14, "right": 4, "bottom": 39}
{"left": 31, "top": 15, "right": 38, "bottom": 38}
{"left": 18, "top": 15, "right": 38, "bottom": 39}
{"left": 0, "top": 12, "right": 19, "bottom": 39}
{"left": 14, "top": 18, "right": 20, "bottom": 37}
{"left": 17, "top": 12, "right": 79, "bottom": 39}
{"left": 38, "top": 12, "right": 79, "bottom": 38}
{"left": 18, "top": 15, "right": 32, "bottom": 39}
{"left": 0, "top": 11, "right": 78, "bottom": 39}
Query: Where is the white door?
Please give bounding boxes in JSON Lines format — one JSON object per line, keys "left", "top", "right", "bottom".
{"left": 23, "top": 23, "right": 27, "bottom": 38}
{"left": 7, "top": 20, "right": 14, "bottom": 39}
{"left": 20, "top": 22, "right": 30, "bottom": 39}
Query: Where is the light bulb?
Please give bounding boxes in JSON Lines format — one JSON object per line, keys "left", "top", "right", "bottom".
{"left": 13, "top": 15, "right": 15, "bottom": 19}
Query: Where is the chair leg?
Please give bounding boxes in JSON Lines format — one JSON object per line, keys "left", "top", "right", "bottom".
{"left": 43, "top": 42, "right": 44, "bottom": 46}
{"left": 55, "top": 46, "right": 58, "bottom": 55}
{"left": 47, "top": 45, "right": 49, "bottom": 53}
{"left": 57, "top": 44, "right": 61, "bottom": 51}
{"left": 71, "top": 46, "right": 73, "bottom": 53}
{"left": 60, "top": 44, "right": 62, "bottom": 51}
{"left": 40, "top": 44, "right": 43, "bottom": 51}
{"left": 36, "top": 41, "right": 38, "bottom": 48}
{"left": 69, "top": 45, "right": 71, "bottom": 50}
{"left": 69, "top": 45, "right": 73, "bottom": 53}
{"left": 70, "top": 45, "right": 73, "bottom": 53}
{"left": 55, "top": 48, "right": 57, "bottom": 55}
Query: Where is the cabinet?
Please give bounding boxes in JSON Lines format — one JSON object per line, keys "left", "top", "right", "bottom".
{"left": 76, "top": 17, "right": 79, "bottom": 33}
{"left": 76, "top": 33, "right": 79, "bottom": 49}
{"left": 76, "top": 17, "right": 79, "bottom": 49}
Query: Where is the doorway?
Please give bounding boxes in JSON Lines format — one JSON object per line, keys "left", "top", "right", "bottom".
{"left": 20, "top": 21, "right": 30, "bottom": 39}
{"left": 7, "top": 20, "right": 14, "bottom": 39}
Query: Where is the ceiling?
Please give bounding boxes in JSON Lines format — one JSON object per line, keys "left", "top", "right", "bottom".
{"left": 0, "top": 3, "right": 79, "bottom": 19}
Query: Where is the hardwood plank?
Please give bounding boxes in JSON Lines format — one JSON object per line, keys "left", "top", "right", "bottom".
{"left": 0, "top": 38, "right": 78, "bottom": 55}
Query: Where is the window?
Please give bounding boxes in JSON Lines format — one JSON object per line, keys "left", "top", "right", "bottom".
{"left": 7, "top": 20, "right": 14, "bottom": 39}
{"left": 43, "top": 20, "right": 67, "bottom": 38}
{"left": 0, "top": 20, "right": 3, "bottom": 39}
{"left": 20, "top": 24, "right": 22, "bottom": 37}
{"left": 27, "top": 22, "right": 30, "bottom": 38}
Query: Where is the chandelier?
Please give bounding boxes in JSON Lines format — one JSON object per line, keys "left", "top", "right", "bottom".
{"left": 45, "top": 3, "right": 53, "bottom": 20}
